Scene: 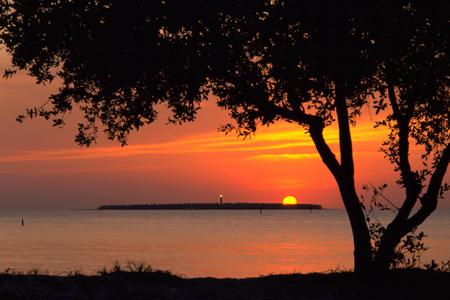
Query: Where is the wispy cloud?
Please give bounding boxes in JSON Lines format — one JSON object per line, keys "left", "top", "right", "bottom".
{"left": 0, "top": 122, "right": 387, "bottom": 163}
{"left": 250, "top": 153, "right": 320, "bottom": 160}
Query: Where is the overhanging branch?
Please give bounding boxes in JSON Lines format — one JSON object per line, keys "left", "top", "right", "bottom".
{"left": 273, "top": 104, "right": 341, "bottom": 178}
{"left": 308, "top": 118, "right": 342, "bottom": 180}
{"left": 387, "top": 82, "right": 420, "bottom": 222}
{"left": 405, "top": 143, "right": 450, "bottom": 232}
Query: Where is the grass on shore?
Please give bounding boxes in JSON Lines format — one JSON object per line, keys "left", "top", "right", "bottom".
{"left": 1, "top": 262, "right": 449, "bottom": 300}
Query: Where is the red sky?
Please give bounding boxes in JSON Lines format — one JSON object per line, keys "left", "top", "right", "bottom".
{"left": 0, "top": 50, "right": 447, "bottom": 209}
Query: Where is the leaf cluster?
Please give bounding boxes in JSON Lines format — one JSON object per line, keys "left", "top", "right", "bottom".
{"left": 3, "top": 1, "right": 446, "bottom": 146}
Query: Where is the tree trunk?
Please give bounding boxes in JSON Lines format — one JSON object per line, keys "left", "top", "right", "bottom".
{"left": 334, "top": 81, "right": 373, "bottom": 273}
{"left": 337, "top": 179, "right": 373, "bottom": 273}
{"left": 300, "top": 81, "right": 374, "bottom": 273}
{"left": 373, "top": 224, "right": 402, "bottom": 272}
{"left": 308, "top": 118, "right": 373, "bottom": 274}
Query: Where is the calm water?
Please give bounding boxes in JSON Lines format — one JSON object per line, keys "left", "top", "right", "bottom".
{"left": 0, "top": 209, "right": 449, "bottom": 278}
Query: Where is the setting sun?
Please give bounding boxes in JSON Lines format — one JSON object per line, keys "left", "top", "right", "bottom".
{"left": 282, "top": 196, "right": 298, "bottom": 205}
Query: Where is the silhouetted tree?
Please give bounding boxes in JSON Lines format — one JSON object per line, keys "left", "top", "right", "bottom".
{"left": 1, "top": 1, "right": 448, "bottom": 273}
{"left": 366, "top": 2, "right": 449, "bottom": 271}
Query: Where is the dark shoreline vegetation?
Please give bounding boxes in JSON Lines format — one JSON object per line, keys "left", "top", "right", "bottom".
{"left": 1, "top": 263, "right": 449, "bottom": 300}
{"left": 97, "top": 203, "right": 322, "bottom": 210}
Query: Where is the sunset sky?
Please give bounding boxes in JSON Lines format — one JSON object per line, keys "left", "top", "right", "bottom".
{"left": 0, "top": 50, "right": 447, "bottom": 209}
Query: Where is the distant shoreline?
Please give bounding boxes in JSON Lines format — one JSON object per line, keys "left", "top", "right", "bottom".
{"left": 97, "top": 203, "right": 322, "bottom": 210}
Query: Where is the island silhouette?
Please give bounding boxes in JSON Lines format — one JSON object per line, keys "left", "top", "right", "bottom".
{"left": 98, "top": 203, "right": 322, "bottom": 210}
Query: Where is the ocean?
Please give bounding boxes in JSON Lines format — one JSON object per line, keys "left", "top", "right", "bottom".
{"left": 0, "top": 209, "right": 449, "bottom": 278}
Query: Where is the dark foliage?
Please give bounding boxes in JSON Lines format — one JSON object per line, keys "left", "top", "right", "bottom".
{"left": 1, "top": 268, "right": 450, "bottom": 300}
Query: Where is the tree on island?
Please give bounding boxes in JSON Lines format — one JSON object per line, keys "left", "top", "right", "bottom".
{"left": 0, "top": 1, "right": 448, "bottom": 273}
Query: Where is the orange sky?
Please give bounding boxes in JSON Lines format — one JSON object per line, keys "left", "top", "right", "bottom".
{"left": 0, "top": 50, "right": 447, "bottom": 209}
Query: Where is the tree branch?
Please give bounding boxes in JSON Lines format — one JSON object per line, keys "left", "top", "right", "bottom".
{"left": 405, "top": 143, "right": 450, "bottom": 232}
{"left": 273, "top": 104, "right": 321, "bottom": 127}
{"left": 273, "top": 104, "right": 341, "bottom": 178}
{"left": 387, "top": 83, "right": 420, "bottom": 221}
{"left": 309, "top": 118, "right": 341, "bottom": 178}
{"left": 335, "top": 80, "right": 355, "bottom": 178}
